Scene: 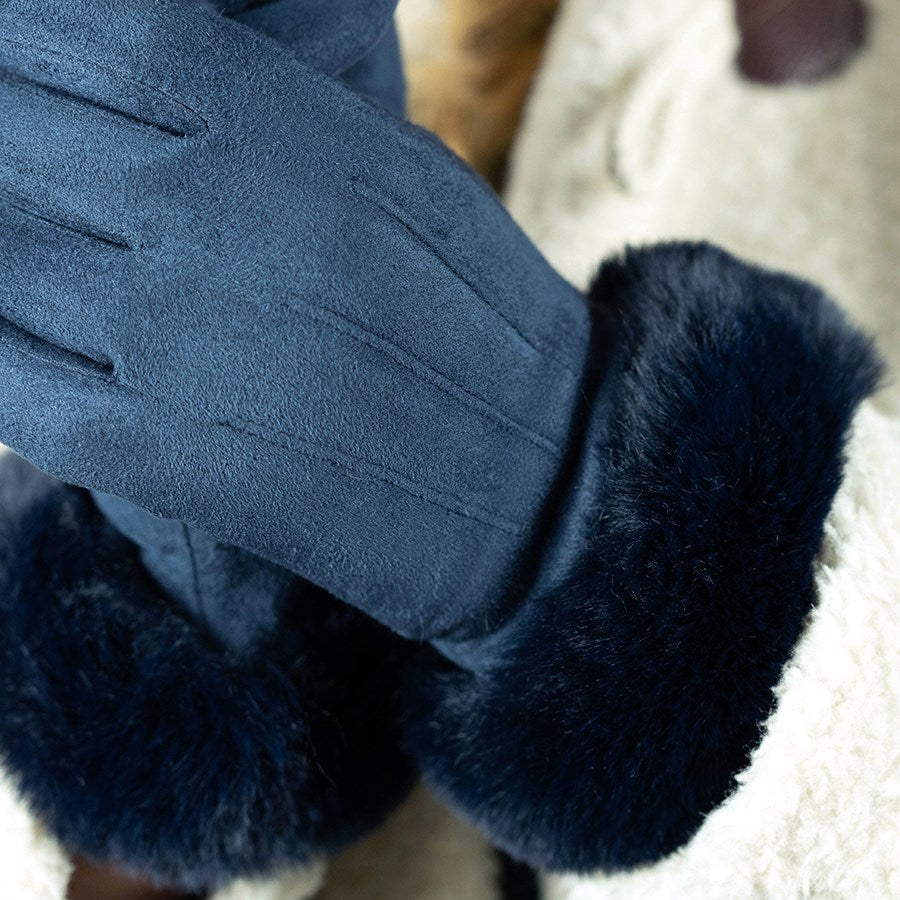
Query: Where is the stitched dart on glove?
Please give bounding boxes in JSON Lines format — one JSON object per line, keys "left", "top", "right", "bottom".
{"left": 0, "top": 0, "right": 882, "bottom": 878}
{"left": 0, "top": 0, "right": 415, "bottom": 892}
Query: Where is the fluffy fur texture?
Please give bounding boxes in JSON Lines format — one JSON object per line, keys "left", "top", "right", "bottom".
{"left": 0, "top": 453, "right": 414, "bottom": 891}
{"left": 543, "top": 403, "right": 900, "bottom": 898}
{"left": 404, "top": 242, "right": 881, "bottom": 872}
{"left": 508, "top": 0, "right": 900, "bottom": 892}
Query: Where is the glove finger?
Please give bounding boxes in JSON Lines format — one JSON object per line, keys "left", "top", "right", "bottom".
{"left": 0, "top": 0, "right": 322, "bottom": 122}
{"left": 0, "top": 54, "right": 154, "bottom": 362}
{"left": 0, "top": 192, "right": 142, "bottom": 370}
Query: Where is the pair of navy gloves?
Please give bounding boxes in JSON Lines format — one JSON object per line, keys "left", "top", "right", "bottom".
{"left": 0, "top": 0, "right": 881, "bottom": 891}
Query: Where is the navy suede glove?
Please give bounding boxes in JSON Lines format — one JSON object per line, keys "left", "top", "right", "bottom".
{"left": 0, "top": 0, "right": 883, "bottom": 876}
{"left": 0, "top": 0, "right": 414, "bottom": 891}
{"left": 221, "top": 0, "right": 399, "bottom": 77}
{"left": 0, "top": 0, "right": 587, "bottom": 644}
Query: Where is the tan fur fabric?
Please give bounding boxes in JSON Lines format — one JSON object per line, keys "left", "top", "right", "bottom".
{"left": 397, "top": 0, "right": 560, "bottom": 188}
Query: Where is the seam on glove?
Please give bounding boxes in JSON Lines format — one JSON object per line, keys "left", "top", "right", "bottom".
{"left": 0, "top": 312, "right": 116, "bottom": 382}
{"left": 353, "top": 176, "right": 574, "bottom": 371}
{"left": 1, "top": 190, "right": 561, "bottom": 457}
{"left": 0, "top": 311, "right": 529, "bottom": 533}
{"left": 0, "top": 36, "right": 209, "bottom": 138}
{"left": 294, "top": 301, "right": 563, "bottom": 455}
{"left": 1, "top": 192, "right": 132, "bottom": 250}
{"left": 222, "top": 415, "right": 529, "bottom": 535}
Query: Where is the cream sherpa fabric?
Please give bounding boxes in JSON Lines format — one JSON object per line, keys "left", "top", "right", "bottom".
{"left": 508, "top": 0, "right": 900, "bottom": 417}
{"left": 508, "top": 0, "right": 900, "bottom": 896}
{"left": 0, "top": 767, "right": 71, "bottom": 900}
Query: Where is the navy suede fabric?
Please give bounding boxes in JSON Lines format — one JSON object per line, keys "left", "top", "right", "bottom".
{"left": 0, "top": 0, "right": 416, "bottom": 886}
{"left": 227, "top": 0, "right": 400, "bottom": 77}
{"left": 89, "top": 0, "right": 405, "bottom": 652}
{"left": 342, "top": 20, "right": 406, "bottom": 114}
{"left": 0, "top": 0, "right": 588, "bottom": 642}
{"left": 218, "top": 0, "right": 406, "bottom": 113}
{"left": 93, "top": 492, "right": 297, "bottom": 652}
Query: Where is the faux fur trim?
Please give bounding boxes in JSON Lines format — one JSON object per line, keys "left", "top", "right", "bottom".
{"left": 542, "top": 403, "right": 900, "bottom": 900}
{"left": 404, "top": 242, "right": 882, "bottom": 873}
{"left": 0, "top": 454, "right": 414, "bottom": 891}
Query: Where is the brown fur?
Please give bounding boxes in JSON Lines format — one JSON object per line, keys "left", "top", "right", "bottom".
{"left": 400, "top": 0, "right": 560, "bottom": 189}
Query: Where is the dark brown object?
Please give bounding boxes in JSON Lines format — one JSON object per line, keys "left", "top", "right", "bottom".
{"left": 735, "top": 0, "right": 869, "bottom": 84}
{"left": 67, "top": 857, "right": 197, "bottom": 900}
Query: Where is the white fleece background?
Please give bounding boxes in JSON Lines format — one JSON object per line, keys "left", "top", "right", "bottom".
{"left": 507, "top": 0, "right": 900, "bottom": 896}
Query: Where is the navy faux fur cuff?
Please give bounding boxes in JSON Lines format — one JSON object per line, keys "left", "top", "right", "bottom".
{"left": 404, "top": 243, "right": 882, "bottom": 873}
{"left": 0, "top": 454, "right": 414, "bottom": 890}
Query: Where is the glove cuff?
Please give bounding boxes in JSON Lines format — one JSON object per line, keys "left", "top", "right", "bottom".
{"left": 405, "top": 242, "right": 882, "bottom": 871}
{"left": 0, "top": 454, "right": 413, "bottom": 890}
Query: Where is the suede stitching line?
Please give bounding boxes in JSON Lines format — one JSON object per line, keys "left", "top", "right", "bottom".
{"left": 352, "top": 176, "right": 578, "bottom": 372}
{"left": 0, "top": 36, "right": 210, "bottom": 138}
{"left": 0, "top": 158, "right": 140, "bottom": 250}
{"left": 2, "top": 195, "right": 132, "bottom": 251}
{"left": 0, "top": 339, "right": 116, "bottom": 384}
{"left": 353, "top": 174, "right": 534, "bottom": 348}
{"left": 285, "top": 300, "right": 563, "bottom": 456}
{"left": 0, "top": 336, "right": 527, "bottom": 535}
{"left": 234, "top": 0, "right": 280, "bottom": 11}
{"left": 0, "top": 309, "right": 116, "bottom": 382}
{"left": 221, "top": 414, "right": 528, "bottom": 536}
{"left": 0, "top": 321, "right": 528, "bottom": 532}
{"left": 0, "top": 68, "right": 188, "bottom": 140}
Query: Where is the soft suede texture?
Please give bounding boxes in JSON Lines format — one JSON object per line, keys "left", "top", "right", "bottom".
{"left": 342, "top": 20, "right": 406, "bottom": 114}
{"left": 227, "top": 0, "right": 399, "bottom": 77}
{"left": 405, "top": 244, "right": 882, "bottom": 872}
{"left": 92, "top": 492, "right": 298, "bottom": 653}
{"left": 0, "top": 0, "right": 588, "bottom": 642}
{"left": 218, "top": 0, "right": 407, "bottom": 114}
{"left": 91, "top": 0, "right": 405, "bottom": 657}
{"left": 0, "top": 0, "right": 414, "bottom": 887}
{"left": 0, "top": 452, "right": 415, "bottom": 891}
